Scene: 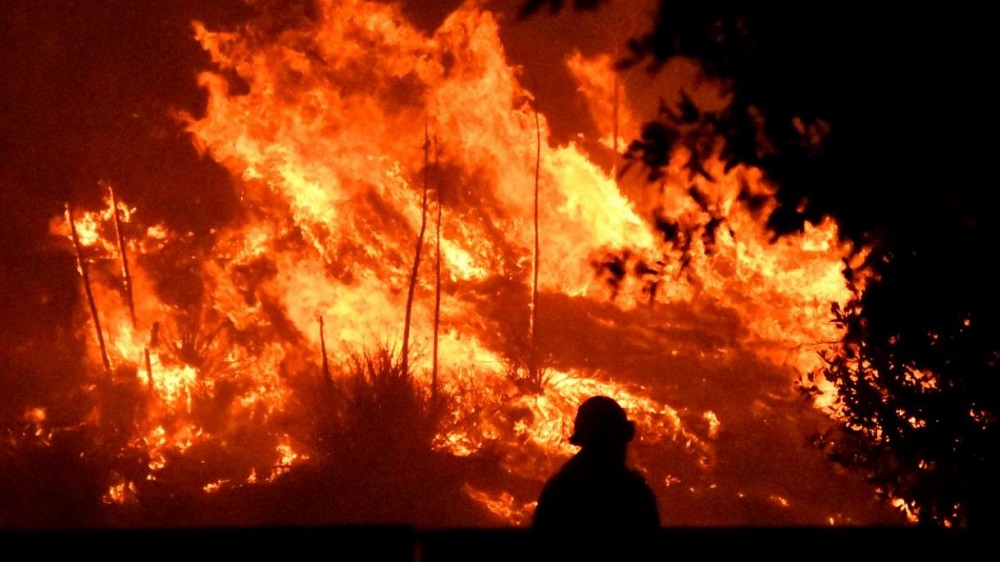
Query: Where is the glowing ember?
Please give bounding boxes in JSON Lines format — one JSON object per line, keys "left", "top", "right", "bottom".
{"left": 464, "top": 485, "right": 536, "bottom": 526}
{"left": 103, "top": 481, "right": 137, "bottom": 505}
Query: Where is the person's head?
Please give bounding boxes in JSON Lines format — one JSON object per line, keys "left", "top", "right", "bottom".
{"left": 569, "top": 395, "right": 636, "bottom": 448}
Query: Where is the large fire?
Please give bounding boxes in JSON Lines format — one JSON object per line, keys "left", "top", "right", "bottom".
{"left": 16, "top": 0, "right": 898, "bottom": 528}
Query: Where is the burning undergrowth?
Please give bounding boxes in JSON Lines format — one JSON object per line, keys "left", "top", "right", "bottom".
{"left": 1, "top": 0, "right": 892, "bottom": 528}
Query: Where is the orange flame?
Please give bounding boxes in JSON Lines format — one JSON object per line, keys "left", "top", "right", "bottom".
{"left": 44, "top": 0, "right": 874, "bottom": 525}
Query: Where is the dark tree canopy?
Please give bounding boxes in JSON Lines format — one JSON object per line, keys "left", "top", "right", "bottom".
{"left": 523, "top": 1, "right": 999, "bottom": 528}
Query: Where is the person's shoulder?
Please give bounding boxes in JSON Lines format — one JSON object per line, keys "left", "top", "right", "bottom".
{"left": 538, "top": 459, "right": 575, "bottom": 493}
{"left": 625, "top": 467, "right": 652, "bottom": 486}
{"left": 624, "top": 468, "right": 658, "bottom": 498}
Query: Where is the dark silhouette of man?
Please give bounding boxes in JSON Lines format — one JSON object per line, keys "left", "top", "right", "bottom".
{"left": 532, "top": 395, "right": 661, "bottom": 534}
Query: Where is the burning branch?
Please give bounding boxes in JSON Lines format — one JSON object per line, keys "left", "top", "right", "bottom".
{"left": 65, "top": 201, "right": 111, "bottom": 373}
{"left": 107, "top": 184, "right": 136, "bottom": 326}
{"left": 107, "top": 184, "right": 154, "bottom": 386}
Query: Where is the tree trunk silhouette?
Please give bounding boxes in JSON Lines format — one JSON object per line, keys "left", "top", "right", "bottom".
{"left": 529, "top": 109, "right": 541, "bottom": 387}
{"left": 319, "top": 315, "right": 331, "bottom": 383}
{"left": 107, "top": 184, "right": 153, "bottom": 386}
{"left": 431, "top": 135, "right": 441, "bottom": 398}
{"left": 402, "top": 125, "right": 431, "bottom": 376}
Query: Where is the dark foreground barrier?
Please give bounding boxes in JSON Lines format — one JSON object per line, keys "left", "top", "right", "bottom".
{"left": 1, "top": 525, "right": 985, "bottom": 560}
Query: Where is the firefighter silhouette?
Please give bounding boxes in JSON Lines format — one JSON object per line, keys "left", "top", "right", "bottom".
{"left": 532, "top": 395, "right": 661, "bottom": 531}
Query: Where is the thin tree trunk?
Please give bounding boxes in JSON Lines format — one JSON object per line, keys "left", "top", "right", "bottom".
{"left": 431, "top": 135, "right": 441, "bottom": 399}
{"left": 108, "top": 185, "right": 136, "bottom": 326}
{"left": 529, "top": 110, "right": 541, "bottom": 387}
{"left": 147, "top": 321, "right": 159, "bottom": 385}
{"left": 402, "top": 125, "right": 431, "bottom": 375}
{"left": 66, "top": 202, "right": 111, "bottom": 373}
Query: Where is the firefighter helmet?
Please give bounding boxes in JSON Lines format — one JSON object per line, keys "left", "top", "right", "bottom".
{"left": 569, "top": 395, "right": 636, "bottom": 446}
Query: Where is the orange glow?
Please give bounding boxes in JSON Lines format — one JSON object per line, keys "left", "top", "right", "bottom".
{"left": 769, "top": 494, "right": 790, "bottom": 508}
{"left": 204, "top": 480, "right": 228, "bottom": 493}
{"left": 19, "top": 407, "right": 52, "bottom": 445}
{"left": 40, "top": 0, "right": 879, "bottom": 525}
{"left": 24, "top": 407, "right": 46, "bottom": 424}
{"left": 268, "top": 436, "right": 308, "bottom": 481}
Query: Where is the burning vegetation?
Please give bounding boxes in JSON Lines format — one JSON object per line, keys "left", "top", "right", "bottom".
{"left": 3, "top": 0, "right": 943, "bottom": 530}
